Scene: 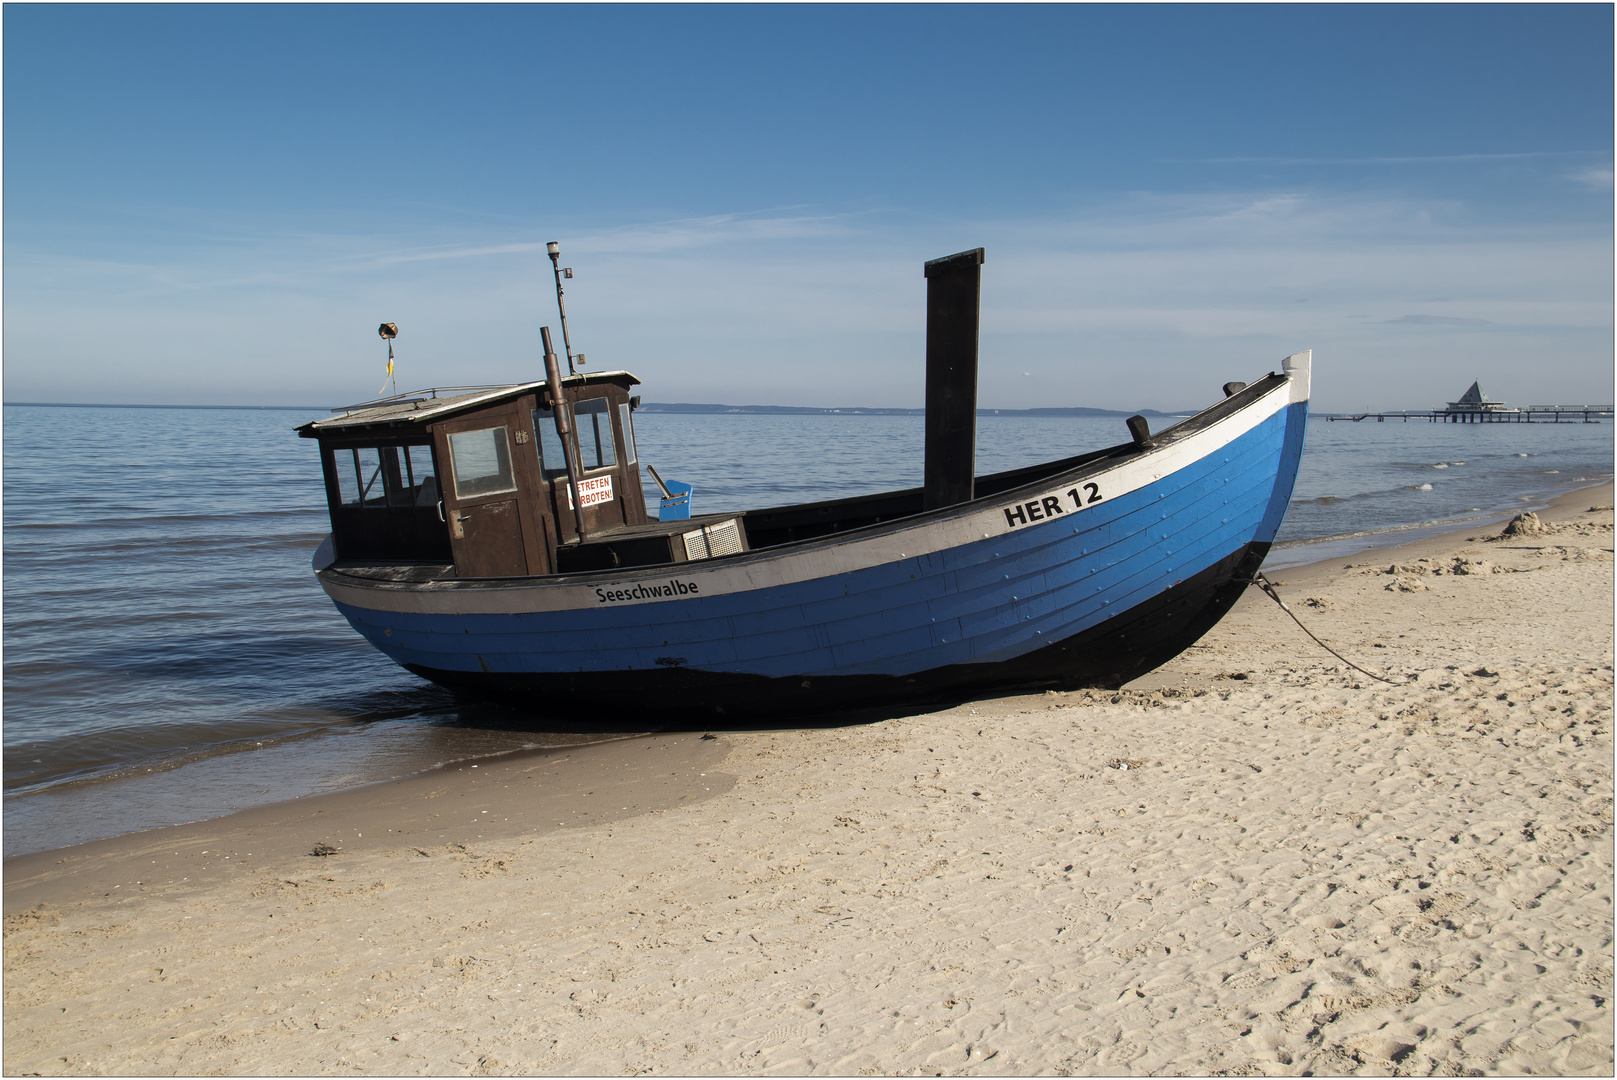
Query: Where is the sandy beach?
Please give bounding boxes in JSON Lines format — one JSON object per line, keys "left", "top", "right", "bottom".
{"left": 5, "top": 486, "right": 1611, "bottom": 1076}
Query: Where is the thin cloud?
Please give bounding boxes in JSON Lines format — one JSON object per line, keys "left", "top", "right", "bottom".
{"left": 576, "top": 210, "right": 856, "bottom": 255}
{"left": 1013, "top": 189, "right": 1476, "bottom": 251}
{"left": 1568, "top": 166, "right": 1614, "bottom": 190}
{"left": 1169, "top": 150, "right": 1602, "bottom": 166}
{"left": 1381, "top": 314, "right": 1496, "bottom": 326}
{"left": 362, "top": 241, "right": 548, "bottom": 267}
{"left": 341, "top": 208, "right": 857, "bottom": 268}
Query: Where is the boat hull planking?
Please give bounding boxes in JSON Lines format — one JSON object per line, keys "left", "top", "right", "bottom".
{"left": 403, "top": 539, "right": 1269, "bottom": 720}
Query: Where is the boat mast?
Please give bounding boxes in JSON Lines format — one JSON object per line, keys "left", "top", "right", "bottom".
{"left": 542, "top": 325, "right": 588, "bottom": 543}
{"left": 546, "top": 241, "right": 577, "bottom": 375}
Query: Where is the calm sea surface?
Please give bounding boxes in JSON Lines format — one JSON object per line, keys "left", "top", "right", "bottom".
{"left": 5, "top": 403, "right": 1611, "bottom": 854}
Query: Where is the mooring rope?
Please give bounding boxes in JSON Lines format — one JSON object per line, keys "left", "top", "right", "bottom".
{"left": 1243, "top": 572, "right": 1404, "bottom": 685}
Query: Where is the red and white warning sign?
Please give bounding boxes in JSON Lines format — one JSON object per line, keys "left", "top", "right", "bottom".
{"left": 562, "top": 474, "right": 614, "bottom": 509}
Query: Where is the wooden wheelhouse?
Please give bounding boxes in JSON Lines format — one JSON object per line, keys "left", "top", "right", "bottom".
{"left": 298, "top": 371, "right": 679, "bottom": 577}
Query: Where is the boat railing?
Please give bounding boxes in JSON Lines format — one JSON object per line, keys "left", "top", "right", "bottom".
{"left": 329, "top": 385, "right": 515, "bottom": 414}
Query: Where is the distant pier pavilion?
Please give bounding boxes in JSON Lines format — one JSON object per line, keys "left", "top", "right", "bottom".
{"left": 1321, "top": 380, "right": 1611, "bottom": 424}
{"left": 1443, "top": 381, "right": 1514, "bottom": 422}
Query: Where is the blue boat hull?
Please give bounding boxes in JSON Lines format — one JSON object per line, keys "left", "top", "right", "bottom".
{"left": 402, "top": 539, "right": 1270, "bottom": 719}
{"left": 316, "top": 355, "right": 1311, "bottom": 719}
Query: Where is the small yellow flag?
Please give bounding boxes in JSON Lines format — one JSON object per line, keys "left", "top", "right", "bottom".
{"left": 378, "top": 322, "right": 399, "bottom": 395}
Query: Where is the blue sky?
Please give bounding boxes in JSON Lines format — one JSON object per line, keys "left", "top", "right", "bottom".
{"left": 5, "top": 4, "right": 1612, "bottom": 411}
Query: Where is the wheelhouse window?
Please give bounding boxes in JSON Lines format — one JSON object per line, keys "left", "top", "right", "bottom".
{"left": 337, "top": 447, "right": 381, "bottom": 508}
{"left": 402, "top": 445, "right": 439, "bottom": 506}
{"left": 619, "top": 402, "right": 638, "bottom": 465}
{"left": 321, "top": 440, "right": 451, "bottom": 564}
{"left": 447, "top": 426, "right": 516, "bottom": 498}
{"left": 533, "top": 408, "right": 569, "bottom": 480}
{"left": 335, "top": 444, "right": 438, "bottom": 509}
{"left": 532, "top": 398, "right": 619, "bottom": 477}
{"left": 575, "top": 398, "right": 617, "bottom": 471}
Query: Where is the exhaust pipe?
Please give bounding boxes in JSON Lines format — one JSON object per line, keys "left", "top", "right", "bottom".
{"left": 923, "top": 247, "right": 985, "bottom": 511}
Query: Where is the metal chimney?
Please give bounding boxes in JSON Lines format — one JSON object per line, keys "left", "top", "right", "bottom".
{"left": 922, "top": 247, "right": 985, "bottom": 511}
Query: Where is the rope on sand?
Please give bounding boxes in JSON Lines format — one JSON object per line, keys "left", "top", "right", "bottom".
{"left": 1244, "top": 572, "right": 1405, "bottom": 685}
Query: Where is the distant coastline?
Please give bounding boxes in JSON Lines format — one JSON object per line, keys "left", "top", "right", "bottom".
{"left": 634, "top": 402, "right": 1190, "bottom": 417}
{"left": 7, "top": 400, "right": 1190, "bottom": 417}
{"left": 5, "top": 401, "right": 327, "bottom": 412}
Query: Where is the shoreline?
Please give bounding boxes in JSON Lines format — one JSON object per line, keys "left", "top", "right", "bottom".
{"left": 4, "top": 488, "right": 1610, "bottom": 1073}
{"left": 2, "top": 732, "right": 733, "bottom": 911}
{"left": 6, "top": 481, "right": 1610, "bottom": 871}
{"left": 1269, "top": 478, "right": 1613, "bottom": 582}
{"left": 1265, "top": 473, "right": 1614, "bottom": 570}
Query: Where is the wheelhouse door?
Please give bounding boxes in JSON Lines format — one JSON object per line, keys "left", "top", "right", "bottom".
{"left": 533, "top": 393, "right": 642, "bottom": 541}
{"left": 436, "top": 409, "right": 539, "bottom": 577}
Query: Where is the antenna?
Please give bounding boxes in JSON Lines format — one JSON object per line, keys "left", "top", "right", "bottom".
{"left": 377, "top": 322, "right": 399, "bottom": 398}
{"left": 546, "top": 241, "right": 578, "bottom": 375}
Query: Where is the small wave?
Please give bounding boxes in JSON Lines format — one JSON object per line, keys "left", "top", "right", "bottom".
{"left": 1293, "top": 479, "right": 1470, "bottom": 506}
{"left": 1542, "top": 470, "right": 1560, "bottom": 474}
{"left": 4, "top": 727, "right": 331, "bottom": 798}
{"left": 1450, "top": 461, "right": 1466, "bottom": 466}
{"left": 417, "top": 733, "right": 648, "bottom": 774}
{"left": 1272, "top": 509, "right": 1507, "bottom": 552}
{"left": 1432, "top": 463, "right": 1448, "bottom": 469}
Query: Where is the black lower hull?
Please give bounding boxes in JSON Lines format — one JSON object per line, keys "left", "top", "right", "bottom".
{"left": 405, "top": 541, "right": 1268, "bottom": 724}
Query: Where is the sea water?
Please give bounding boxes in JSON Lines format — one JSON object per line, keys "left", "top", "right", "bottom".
{"left": 4, "top": 404, "right": 1611, "bottom": 854}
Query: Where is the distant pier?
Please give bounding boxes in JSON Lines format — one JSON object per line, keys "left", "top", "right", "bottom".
{"left": 1322, "top": 379, "right": 1611, "bottom": 423}
{"left": 1321, "top": 405, "right": 1611, "bottom": 423}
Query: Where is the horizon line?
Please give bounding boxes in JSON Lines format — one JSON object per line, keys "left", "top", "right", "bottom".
{"left": 9, "top": 399, "right": 1537, "bottom": 416}
{"left": 2, "top": 399, "right": 1200, "bottom": 417}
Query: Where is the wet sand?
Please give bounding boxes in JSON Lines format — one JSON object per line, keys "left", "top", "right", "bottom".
{"left": 3, "top": 733, "right": 734, "bottom": 911}
{"left": 5, "top": 485, "right": 1611, "bottom": 1075}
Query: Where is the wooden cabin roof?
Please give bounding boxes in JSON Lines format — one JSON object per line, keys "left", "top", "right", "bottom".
{"left": 296, "top": 370, "right": 640, "bottom": 437}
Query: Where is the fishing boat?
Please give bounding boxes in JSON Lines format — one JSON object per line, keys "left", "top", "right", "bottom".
{"left": 297, "top": 247, "right": 1309, "bottom": 719}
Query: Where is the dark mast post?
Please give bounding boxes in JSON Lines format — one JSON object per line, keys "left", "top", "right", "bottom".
{"left": 923, "top": 247, "right": 985, "bottom": 511}
{"left": 541, "top": 325, "right": 588, "bottom": 543}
